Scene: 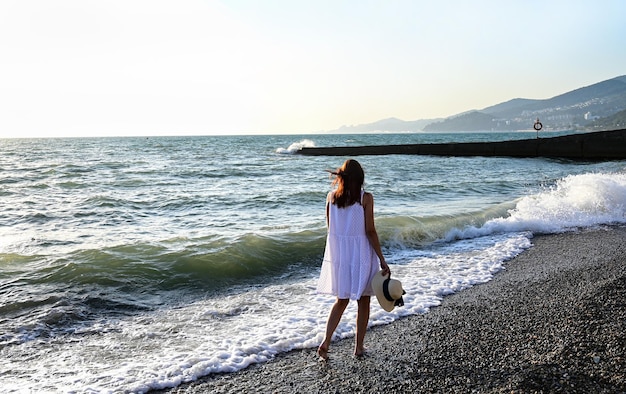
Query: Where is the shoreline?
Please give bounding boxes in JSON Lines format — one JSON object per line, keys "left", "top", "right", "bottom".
{"left": 159, "top": 226, "right": 625, "bottom": 393}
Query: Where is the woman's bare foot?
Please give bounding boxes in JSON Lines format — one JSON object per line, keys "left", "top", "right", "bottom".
{"left": 354, "top": 347, "right": 366, "bottom": 358}
{"left": 317, "top": 345, "right": 329, "bottom": 361}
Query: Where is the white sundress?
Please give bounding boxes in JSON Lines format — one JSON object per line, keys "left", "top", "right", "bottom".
{"left": 316, "top": 190, "right": 380, "bottom": 300}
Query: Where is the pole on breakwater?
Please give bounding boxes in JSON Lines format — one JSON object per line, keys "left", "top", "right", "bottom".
{"left": 296, "top": 129, "right": 626, "bottom": 160}
{"left": 534, "top": 118, "right": 543, "bottom": 139}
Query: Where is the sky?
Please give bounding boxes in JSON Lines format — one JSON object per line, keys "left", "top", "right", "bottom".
{"left": 1, "top": 0, "right": 625, "bottom": 138}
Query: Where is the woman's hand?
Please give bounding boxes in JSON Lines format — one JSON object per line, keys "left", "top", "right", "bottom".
{"left": 380, "top": 259, "right": 390, "bottom": 277}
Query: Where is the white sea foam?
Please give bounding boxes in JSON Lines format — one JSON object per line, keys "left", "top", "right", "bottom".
{"left": 445, "top": 172, "right": 626, "bottom": 241}
{"left": 275, "top": 139, "right": 316, "bottom": 154}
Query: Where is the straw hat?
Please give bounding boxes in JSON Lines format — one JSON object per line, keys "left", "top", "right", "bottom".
{"left": 371, "top": 271, "right": 406, "bottom": 312}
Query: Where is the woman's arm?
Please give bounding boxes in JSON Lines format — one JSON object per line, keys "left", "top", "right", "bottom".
{"left": 325, "top": 193, "right": 330, "bottom": 227}
{"left": 363, "top": 192, "right": 390, "bottom": 276}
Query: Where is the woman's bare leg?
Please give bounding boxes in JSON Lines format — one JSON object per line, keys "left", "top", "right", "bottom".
{"left": 355, "top": 296, "right": 370, "bottom": 356}
{"left": 318, "top": 298, "right": 349, "bottom": 359}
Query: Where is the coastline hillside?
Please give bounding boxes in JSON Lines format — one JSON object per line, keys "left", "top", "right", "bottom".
{"left": 588, "top": 107, "right": 626, "bottom": 131}
{"left": 325, "top": 75, "right": 626, "bottom": 133}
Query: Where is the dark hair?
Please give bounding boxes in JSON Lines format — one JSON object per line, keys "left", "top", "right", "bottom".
{"left": 328, "top": 159, "right": 365, "bottom": 208}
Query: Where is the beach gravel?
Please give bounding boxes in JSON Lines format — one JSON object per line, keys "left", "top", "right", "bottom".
{"left": 159, "top": 226, "right": 626, "bottom": 393}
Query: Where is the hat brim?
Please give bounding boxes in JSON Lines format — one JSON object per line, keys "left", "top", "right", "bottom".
{"left": 371, "top": 271, "right": 397, "bottom": 312}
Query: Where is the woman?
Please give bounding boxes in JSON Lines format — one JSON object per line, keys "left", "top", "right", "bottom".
{"left": 316, "top": 159, "right": 390, "bottom": 359}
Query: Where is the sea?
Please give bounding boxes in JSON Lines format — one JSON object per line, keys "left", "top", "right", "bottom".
{"left": 1, "top": 132, "right": 625, "bottom": 393}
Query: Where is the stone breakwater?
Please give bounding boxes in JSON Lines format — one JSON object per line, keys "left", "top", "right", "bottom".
{"left": 298, "top": 129, "right": 626, "bottom": 160}
{"left": 160, "top": 226, "right": 626, "bottom": 394}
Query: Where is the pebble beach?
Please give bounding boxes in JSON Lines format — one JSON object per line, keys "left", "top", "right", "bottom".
{"left": 160, "top": 226, "right": 625, "bottom": 393}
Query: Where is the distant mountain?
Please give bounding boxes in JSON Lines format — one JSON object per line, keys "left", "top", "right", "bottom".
{"left": 324, "top": 75, "right": 626, "bottom": 133}
{"left": 423, "top": 111, "right": 495, "bottom": 132}
{"left": 425, "top": 75, "right": 626, "bottom": 131}
{"left": 325, "top": 117, "right": 440, "bottom": 133}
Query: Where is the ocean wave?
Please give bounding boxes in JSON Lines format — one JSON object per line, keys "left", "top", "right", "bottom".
{"left": 41, "top": 171, "right": 624, "bottom": 289}
{"left": 445, "top": 171, "right": 626, "bottom": 241}
{"left": 4, "top": 172, "right": 624, "bottom": 295}
{"left": 5, "top": 231, "right": 325, "bottom": 293}
{"left": 378, "top": 202, "right": 516, "bottom": 248}
{"left": 275, "top": 139, "right": 316, "bottom": 154}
